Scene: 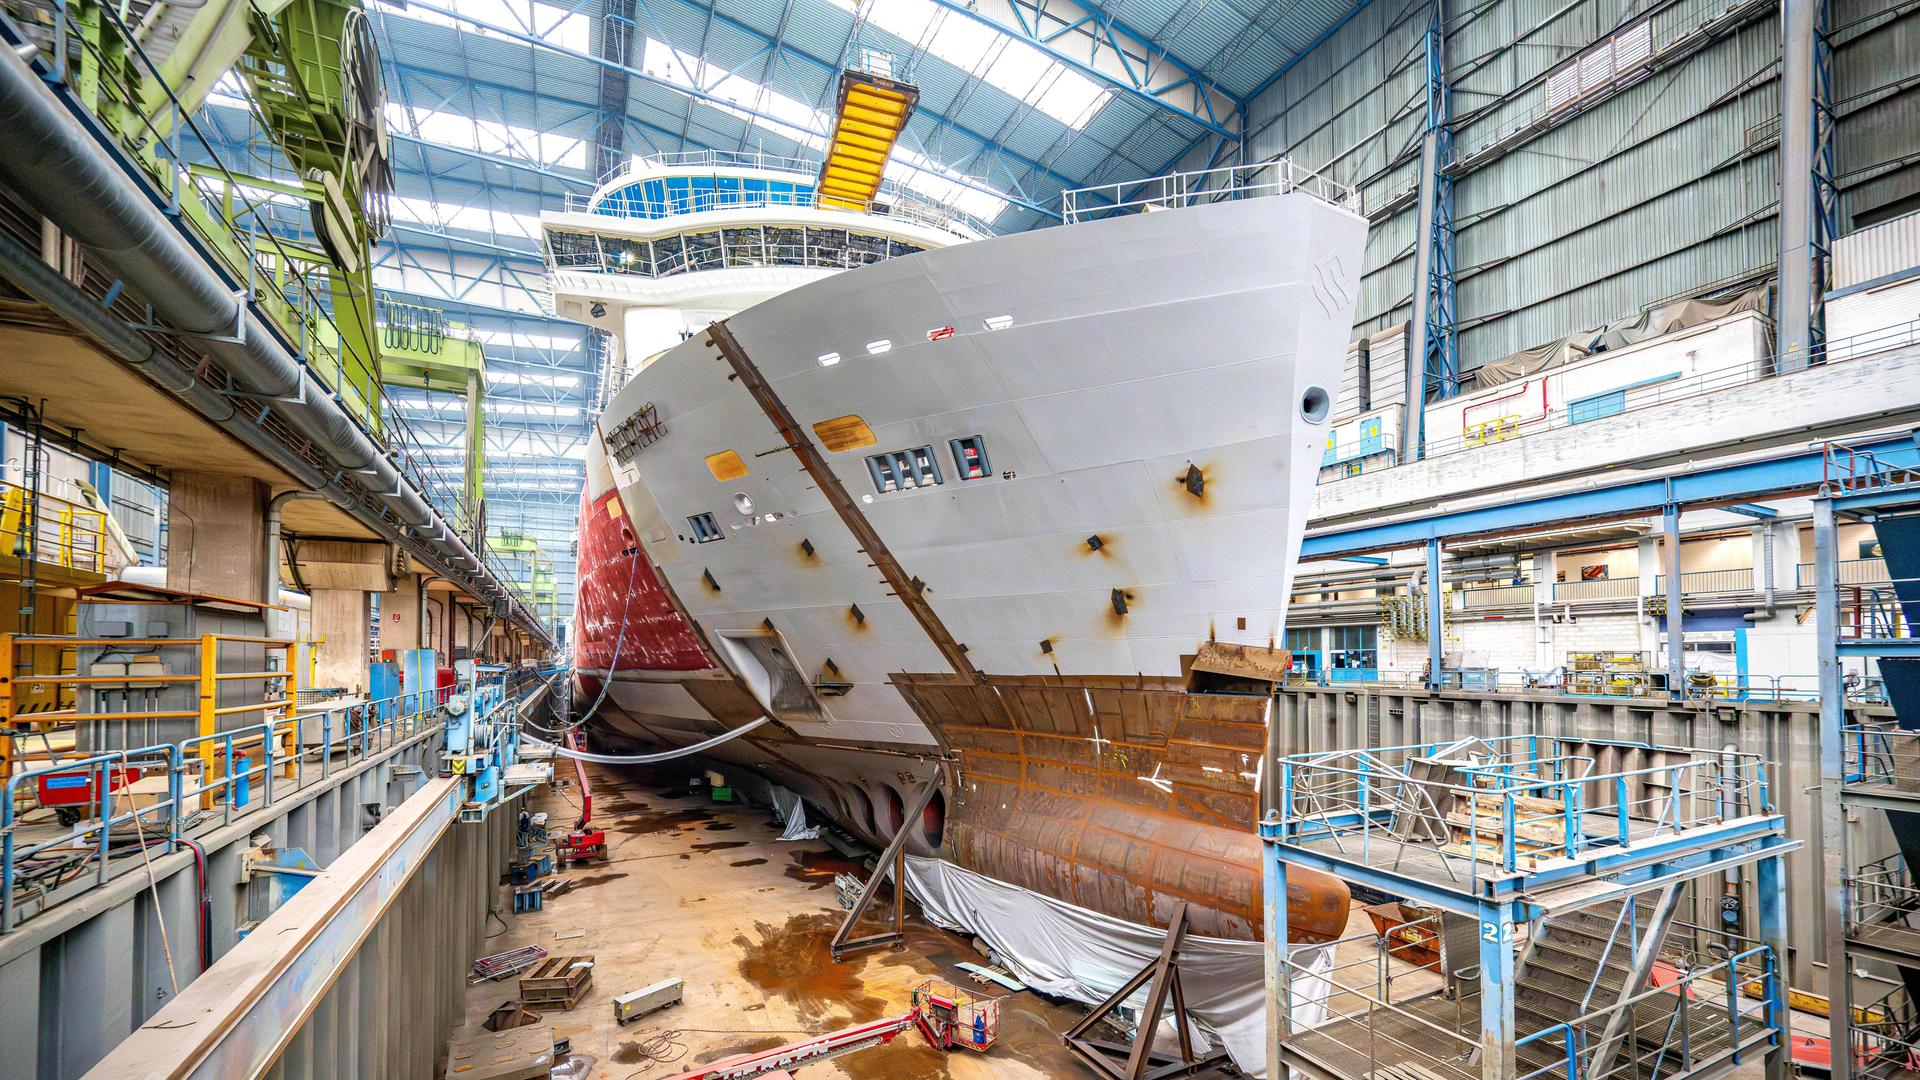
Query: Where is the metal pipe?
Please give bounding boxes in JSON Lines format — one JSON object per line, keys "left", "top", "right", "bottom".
{"left": 265, "top": 490, "right": 323, "bottom": 606}
{"left": 0, "top": 47, "right": 547, "bottom": 640}
{"left": 0, "top": 46, "right": 482, "bottom": 574}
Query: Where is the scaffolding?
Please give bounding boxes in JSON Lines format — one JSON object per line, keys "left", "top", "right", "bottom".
{"left": 1815, "top": 436, "right": 1920, "bottom": 1079}
{"left": 1261, "top": 733, "right": 1795, "bottom": 1080}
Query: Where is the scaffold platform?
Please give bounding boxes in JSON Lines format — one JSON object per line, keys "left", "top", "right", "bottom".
{"left": 1261, "top": 733, "right": 1796, "bottom": 1080}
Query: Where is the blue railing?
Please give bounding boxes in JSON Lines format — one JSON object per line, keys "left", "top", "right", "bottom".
{"left": 1515, "top": 944, "right": 1777, "bottom": 1080}
{"left": 1274, "top": 734, "right": 1770, "bottom": 880}
{"left": 0, "top": 678, "right": 490, "bottom": 933}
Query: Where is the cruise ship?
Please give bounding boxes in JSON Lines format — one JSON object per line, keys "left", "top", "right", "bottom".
{"left": 545, "top": 146, "right": 1367, "bottom": 947}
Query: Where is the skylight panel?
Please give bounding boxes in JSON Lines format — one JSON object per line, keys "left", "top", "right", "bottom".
{"left": 383, "top": 103, "right": 587, "bottom": 170}
{"left": 369, "top": 0, "right": 588, "bottom": 50}
{"left": 826, "top": 0, "right": 1111, "bottom": 129}
{"left": 388, "top": 195, "right": 542, "bottom": 240}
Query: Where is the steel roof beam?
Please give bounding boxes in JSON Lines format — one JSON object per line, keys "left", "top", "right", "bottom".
{"left": 633, "top": 0, "right": 1089, "bottom": 207}
{"left": 386, "top": 0, "right": 1060, "bottom": 216}
{"left": 917, "top": 0, "right": 1240, "bottom": 140}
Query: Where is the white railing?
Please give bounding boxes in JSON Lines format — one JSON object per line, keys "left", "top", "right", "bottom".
{"left": 546, "top": 225, "right": 923, "bottom": 277}
{"left": 1552, "top": 577, "right": 1639, "bottom": 602}
{"left": 563, "top": 156, "right": 990, "bottom": 240}
{"left": 1420, "top": 319, "right": 1920, "bottom": 462}
{"left": 1060, "top": 158, "right": 1363, "bottom": 222}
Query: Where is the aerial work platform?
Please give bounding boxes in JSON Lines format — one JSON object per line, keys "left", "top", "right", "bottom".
{"left": 1262, "top": 733, "right": 1796, "bottom": 1080}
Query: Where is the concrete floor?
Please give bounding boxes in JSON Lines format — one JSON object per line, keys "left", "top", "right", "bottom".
{"left": 455, "top": 768, "right": 1791, "bottom": 1080}
{"left": 460, "top": 766, "right": 1180, "bottom": 1079}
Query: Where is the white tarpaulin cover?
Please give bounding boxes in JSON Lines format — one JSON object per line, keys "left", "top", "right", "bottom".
{"left": 769, "top": 786, "right": 822, "bottom": 841}
{"left": 902, "top": 855, "right": 1332, "bottom": 1078}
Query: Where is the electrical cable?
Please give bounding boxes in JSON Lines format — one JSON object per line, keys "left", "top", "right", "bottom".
{"left": 128, "top": 810, "right": 180, "bottom": 995}
{"left": 560, "top": 547, "right": 645, "bottom": 737}
{"left": 521, "top": 717, "right": 771, "bottom": 765}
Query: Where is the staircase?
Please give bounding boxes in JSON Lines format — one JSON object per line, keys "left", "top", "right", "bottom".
{"left": 1509, "top": 896, "right": 1730, "bottom": 1080}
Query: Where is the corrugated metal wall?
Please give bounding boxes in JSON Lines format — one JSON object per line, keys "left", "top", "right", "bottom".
{"left": 1206, "top": 0, "right": 1920, "bottom": 378}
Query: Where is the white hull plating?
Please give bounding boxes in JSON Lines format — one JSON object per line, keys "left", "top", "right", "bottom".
{"left": 589, "top": 192, "right": 1367, "bottom": 745}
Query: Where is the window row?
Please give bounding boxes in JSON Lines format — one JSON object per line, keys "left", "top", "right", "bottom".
{"left": 547, "top": 225, "right": 925, "bottom": 276}
{"left": 593, "top": 176, "right": 818, "bottom": 220}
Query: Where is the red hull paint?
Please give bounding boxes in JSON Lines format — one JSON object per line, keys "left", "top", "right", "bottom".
{"left": 574, "top": 486, "right": 711, "bottom": 673}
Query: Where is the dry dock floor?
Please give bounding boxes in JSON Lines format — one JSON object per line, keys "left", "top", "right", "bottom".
{"left": 462, "top": 766, "right": 1225, "bottom": 1079}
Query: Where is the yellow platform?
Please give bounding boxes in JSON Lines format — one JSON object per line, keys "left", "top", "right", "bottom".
{"left": 816, "top": 69, "right": 918, "bottom": 211}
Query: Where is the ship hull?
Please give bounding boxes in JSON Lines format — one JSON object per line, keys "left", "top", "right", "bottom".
{"left": 573, "top": 191, "right": 1367, "bottom": 944}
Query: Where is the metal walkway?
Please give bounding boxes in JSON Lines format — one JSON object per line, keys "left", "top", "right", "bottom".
{"left": 1263, "top": 734, "right": 1796, "bottom": 1080}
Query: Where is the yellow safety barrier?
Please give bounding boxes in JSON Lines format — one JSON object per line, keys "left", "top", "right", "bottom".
{"left": 0, "top": 481, "right": 109, "bottom": 575}
{"left": 0, "top": 633, "right": 299, "bottom": 793}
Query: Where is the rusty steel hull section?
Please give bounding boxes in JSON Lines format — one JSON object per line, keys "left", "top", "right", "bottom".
{"left": 903, "top": 673, "right": 1345, "bottom": 942}
{"left": 588, "top": 669, "right": 1350, "bottom": 943}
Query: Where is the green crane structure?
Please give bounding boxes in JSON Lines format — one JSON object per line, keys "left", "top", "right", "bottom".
{"left": 8, "top": 0, "right": 393, "bottom": 426}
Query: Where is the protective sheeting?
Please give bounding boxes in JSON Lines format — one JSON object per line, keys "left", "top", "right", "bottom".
{"left": 902, "top": 855, "right": 1333, "bottom": 1078}
{"left": 770, "top": 786, "right": 822, "bottom": 841}
{"left": 1476, "top": 285, "right": 1769, "bottom": 388}
{"left": 1590, "top": 284, "right": 1769, "bottom": 353}
{"left": 1474, "top": 337, "right": 1590, "bottom": 388}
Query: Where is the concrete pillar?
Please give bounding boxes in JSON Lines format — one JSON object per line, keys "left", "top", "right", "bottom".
{"left": 1531, "top": 550, "right": 1559, "bottom": 668}
{"left": 166, "top": 472, "right": 268, "bottom": 602}
{"left": 382, "top": 573, "right": 424, "bottom": 655}
{"left": 312, "top": 588, "right": 371, "bottom": 692}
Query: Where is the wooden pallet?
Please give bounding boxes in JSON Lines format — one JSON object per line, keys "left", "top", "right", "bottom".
{"left": 519, "top": 954, "right": 594, "bottom": 1009}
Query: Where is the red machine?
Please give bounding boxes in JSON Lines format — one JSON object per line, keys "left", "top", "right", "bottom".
{"left": 37, "top": 765, "right": 143, "bottom": 826}
{"left": 661, "top": 981, "right": 998, "bottom": 1080}
{"left": 555, "top": 729, "right": 606, "bottom": 865}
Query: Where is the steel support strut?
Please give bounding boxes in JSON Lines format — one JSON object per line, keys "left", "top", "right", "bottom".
{"left": 1815, "top": 497, "right": 1852, "bottom": 1076}
{"left": 830, "top": 782, "right": 939, "bottom": 960}
{"left": 1664, "top": 503, "right": 1686, "bottom": 700}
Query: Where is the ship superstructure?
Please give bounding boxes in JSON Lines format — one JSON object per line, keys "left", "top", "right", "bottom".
{"left": 549, "top": 157, "right": 1366, "bottom": 969}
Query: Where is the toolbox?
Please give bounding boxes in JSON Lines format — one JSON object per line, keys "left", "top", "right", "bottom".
{"left": 613, "top": 977, "right": 684, "bottom": 1024}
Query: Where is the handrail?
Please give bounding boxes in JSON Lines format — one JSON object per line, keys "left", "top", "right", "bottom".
{"left": 0, "top": 673, "right": 513, "bottom": 932}
{"left": 0, "top": 478, "right": 109, "bottom": 574}
{"left": 1514, "top": 944, "right": 1776, "bottom": 1080}
{"left": 1061, "top": 158, "right": 1362, "bottom": 220}
{"left": 1274, "top": 734, "right": 1771, "bottom": 877}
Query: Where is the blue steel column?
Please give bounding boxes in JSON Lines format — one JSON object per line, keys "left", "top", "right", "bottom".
{"left": 1403, "top": 0, "right": 1458, "bottom": 463}
{"left": 1756, "top": 841, "right": 1793, "bottom": 1078}
{"left": 1427, "top": 538, "right": 1445, "bottom": 689}
{"left": 1663, "top": 504, "right": 1685, "bottom": 700}
{"left": 1263, "top": 836, "right": 1292, "bottom": 1078}
{"left": 1814, "top": 498, "right": 1852, "bottom": 1077}
{"left": 1777, "top": 0, "right": 1835, "bottom": 369}
{"left": 1478, "top": 899, "right": 1516, "bottom": 1079}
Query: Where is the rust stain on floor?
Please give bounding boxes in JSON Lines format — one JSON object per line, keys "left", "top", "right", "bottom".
{"left": 784, "top": 848, "right": 864, "bottom": 890}
{"left": 733, "top": 912, "right": 889, "bottom": 1024}
{"left": 460, "top": 765, "right": 1227, "bottom": 1080}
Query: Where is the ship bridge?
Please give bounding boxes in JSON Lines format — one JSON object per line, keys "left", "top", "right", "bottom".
{"left": 541, "top": 149, "right": 986, "bottom": 375}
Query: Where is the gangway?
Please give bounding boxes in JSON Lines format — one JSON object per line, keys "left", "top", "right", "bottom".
{"left": 661, "top": 980, "right": 998, "bottom": 1079}
{"left": 814, "top": 56, "right": 917, "bottom": 213}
